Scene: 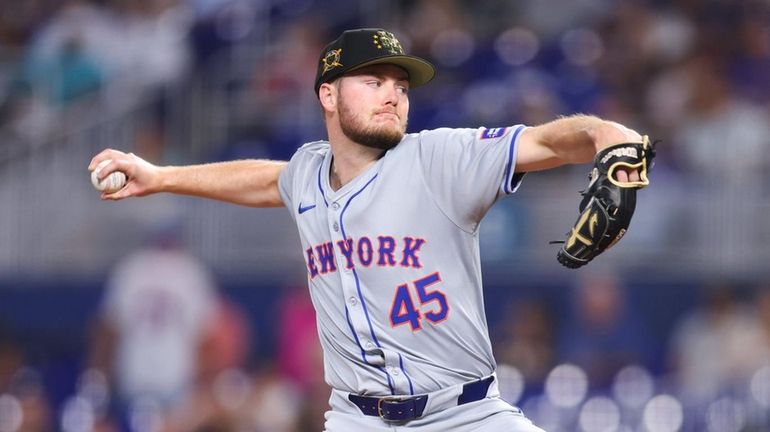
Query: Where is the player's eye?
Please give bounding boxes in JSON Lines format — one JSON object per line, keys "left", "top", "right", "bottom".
{"left": 396, "top": 85, "right": 409, "bottom": 95}
{"left": 366, "top": 80, "right": 381, "bottom": 87}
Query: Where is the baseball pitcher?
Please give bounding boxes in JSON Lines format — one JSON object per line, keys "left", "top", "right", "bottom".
{"left": 89, "top": 28, "right": 654, "bottom": 431}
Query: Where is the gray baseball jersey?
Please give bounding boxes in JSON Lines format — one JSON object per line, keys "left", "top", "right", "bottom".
{"left": 278, "top": 125, "right": 526, "bottom": 397}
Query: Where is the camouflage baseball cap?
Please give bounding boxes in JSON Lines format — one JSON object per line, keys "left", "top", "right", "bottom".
{"left": 314, "top": 28, "right": 436, "bottom": 96}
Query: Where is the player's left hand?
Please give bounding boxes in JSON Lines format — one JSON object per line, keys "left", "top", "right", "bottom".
{"left": 585, "top": 120, "right": 644, "bottom": 195}
{"left": 614, "top": 166, "right": 640, "bottom": 184}
{"left": 554, "top": 135, "right": 656, "bottom": 268}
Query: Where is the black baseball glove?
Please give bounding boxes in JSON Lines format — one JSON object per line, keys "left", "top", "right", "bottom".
{"left": 555, "top": 136, "right": 656, "bottom": 268}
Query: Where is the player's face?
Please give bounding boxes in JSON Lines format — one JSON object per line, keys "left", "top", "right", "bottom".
{"left": 336, "top": 65, "right": 410, "bottom": 150}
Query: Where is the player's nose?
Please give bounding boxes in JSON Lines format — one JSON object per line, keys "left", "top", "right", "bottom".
{"left": 381, "top": 81, "right": 400, "bottom": 106}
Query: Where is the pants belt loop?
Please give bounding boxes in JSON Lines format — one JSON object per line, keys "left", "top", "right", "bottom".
{"left": 458, "top": 375, "right": 495, "bottom": 405}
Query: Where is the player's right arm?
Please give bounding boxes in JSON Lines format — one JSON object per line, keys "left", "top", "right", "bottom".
{"left": 88, "top": 149, "right": 287, "bottom": 207}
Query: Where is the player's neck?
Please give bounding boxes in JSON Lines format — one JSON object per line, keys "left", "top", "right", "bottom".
{"left": 328, "top": 140, "right": 383, "bottom": 191}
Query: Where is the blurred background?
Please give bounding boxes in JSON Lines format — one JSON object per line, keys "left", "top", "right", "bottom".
{"left": 0, "top": 0, "right": 769, "bottom": 431}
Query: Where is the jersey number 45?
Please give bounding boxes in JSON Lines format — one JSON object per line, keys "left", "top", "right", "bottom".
{"left": 389, "top": 272, "right": 449, "bottom": 332}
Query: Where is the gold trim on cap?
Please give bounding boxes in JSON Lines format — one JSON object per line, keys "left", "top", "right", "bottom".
{"left": 373, "top": 30, "right": 404, "bottom": 55}
{"left": 321, "top": 48, "right": 343, "bottom": 74}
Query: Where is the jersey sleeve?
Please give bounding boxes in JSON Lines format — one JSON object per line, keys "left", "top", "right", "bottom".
{"left": 278, "top": 141, "right": 329, "bottom": 222}
{"left": 417, "top": 125, "right": 527, "bottom": 232}
{"left": 278, "top": 151, "right": 299, "bottom": 222}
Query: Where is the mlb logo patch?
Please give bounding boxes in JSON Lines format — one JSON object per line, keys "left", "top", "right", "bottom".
{"left": 481, "top": 127, "right": 509, "bottom": 139}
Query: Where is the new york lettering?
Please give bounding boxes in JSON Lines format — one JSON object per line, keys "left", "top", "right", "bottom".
{"left": 306, "top": 236, "right": 426, "bottom": 278}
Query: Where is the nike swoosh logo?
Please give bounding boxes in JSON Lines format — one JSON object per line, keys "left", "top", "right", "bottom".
{"left": 298, "top": 203, "right": 317, "bottom": 214}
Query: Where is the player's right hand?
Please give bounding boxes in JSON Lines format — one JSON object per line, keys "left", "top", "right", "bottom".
{"left": 88, "top": 149, "right": 161, "bottom": 200}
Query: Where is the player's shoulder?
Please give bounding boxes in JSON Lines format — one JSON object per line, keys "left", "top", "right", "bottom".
{"left": 419, "top": 125, "right": 527, "bottom": 144}
{"left": 393, "top": 128, "right": 478, "bottom": 150}
{"left": 392, "top": 128, "right": 480, "bottom": 155}
{"left": 295, "top": 140, "right": 330, "bottom": 156}
{"left": 289, "top": 140, "right": 330, "bottom": 165}
{"left": 417, "top": 127, "right": 479, "bottom": 141}
{"left": 386, "top": 129, "right": 480, "bottom": 159}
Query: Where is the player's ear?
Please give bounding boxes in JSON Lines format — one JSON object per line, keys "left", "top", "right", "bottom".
{"left": 319, "top": 82, "right": 337, "bottom": 113}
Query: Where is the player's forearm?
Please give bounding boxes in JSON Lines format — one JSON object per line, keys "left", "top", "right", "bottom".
{"left": 541, "top": 115, "right": 624, "bottom": 161}
{"left": 523, "top": 115, "right": 642, "bottom": 169}
{"left": 158, "top": 160, "right": 287, "bottom": 207}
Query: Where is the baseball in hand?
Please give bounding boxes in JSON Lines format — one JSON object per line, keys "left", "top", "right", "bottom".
{"left": 90, "top": 159, "right": 127, "bottom": 193}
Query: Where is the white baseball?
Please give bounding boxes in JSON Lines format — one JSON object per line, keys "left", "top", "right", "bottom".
{"left": 91, "top": 159, "right": 127, "bottom": 193}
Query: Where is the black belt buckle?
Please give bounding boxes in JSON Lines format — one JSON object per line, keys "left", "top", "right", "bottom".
{"left": 377, "top": 396, "right": 404, "bottom": 419}
{"left": 374, "top": 395, "right": 427, "bottom": 421}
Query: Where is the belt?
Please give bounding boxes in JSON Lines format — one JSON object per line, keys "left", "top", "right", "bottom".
{"left": 347, "top": 375, "right": 495, "bottom": 422}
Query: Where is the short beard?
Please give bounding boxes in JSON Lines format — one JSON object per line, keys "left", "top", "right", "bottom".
{"left": 338, "top": 94, "right": 406, "bottom": 151}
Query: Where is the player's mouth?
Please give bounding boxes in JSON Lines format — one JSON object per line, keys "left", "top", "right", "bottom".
{"left": 374, "top": 111, "right": 400, "bottom": 122}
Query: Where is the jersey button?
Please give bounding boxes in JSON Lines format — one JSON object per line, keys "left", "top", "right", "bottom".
{"left": 348, "top": 297, "right": 358, "bottom": 306}
{"left": 332, "top": 222, "right": 339, "bottom": 232}
{"left": 365, "top": 341, "right": 374, "bottom": 349}
{"left": 332, "top": 202, "right": 340, "bottom": 210}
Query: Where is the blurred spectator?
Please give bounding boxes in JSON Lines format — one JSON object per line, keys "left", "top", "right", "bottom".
{"left": 241, "top": 364, "right": 302, "bottom": 432}
{"left": 9, "top": 2, "right": 111, "bottom": 113}
{"left": 0, "top": 323, "right": 23, "bottom": 392}
{"left": 516, "top": 0, "right": 613, "bottom": 42}
{"left": 198, "top": 298, "right": 251, "bottom": 386}
{"left": 167, "top": 364, "right": 303, "bottom": 432}
{"left": 730, "top": 11, "right": 770, "bottom": 104}
{"left": 247, "top": 18, "right": 327, "bottom": 160}
{"left": 755, "top": 282, "right": 770, "bottom": 349}
{"left": 0, "top": 0, "right": 59, "bottom": 49}
{"left": 673, "top": 54, "right": 770, "bottom": 179}
{"left": 7, "top": 369, "right": 53, "bottom": 432}
{"left": 0, "top": 0, "right": 194, "bottom": 148}
{"left": 275, "top": 279, "right": 327, "bottom": 431}
{"left": 671, "top": 54, "right": 770, "bottom": 271}
{"left": 275, "top": 281, "right": 323, "bottom": 392}
{"left": 668, "top": 281, "right": 769, "bottom": 402}
{"left": 88, "top": 240, "right": 220, "bottom": 428}
{"left": 0, "top": 326, "right": 53, "bottom": 432}
{"left": 19, "top": 32, "right": 103, "bottom": 106}
{"left": 494, "top": 298, "right": 556, "bottom": 387}
{"left": 400, "top": 0, "right": 468, "bottom": 54}
{"left": 558, "top": 270, "right": 653, "bottom": 388}
{"left": 165, "top": 296, "right": 253, "bottom": 432}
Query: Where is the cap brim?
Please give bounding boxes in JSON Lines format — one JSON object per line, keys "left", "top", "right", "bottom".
{"left": 346, "top": 55, "right": 436, "bottom": 88}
